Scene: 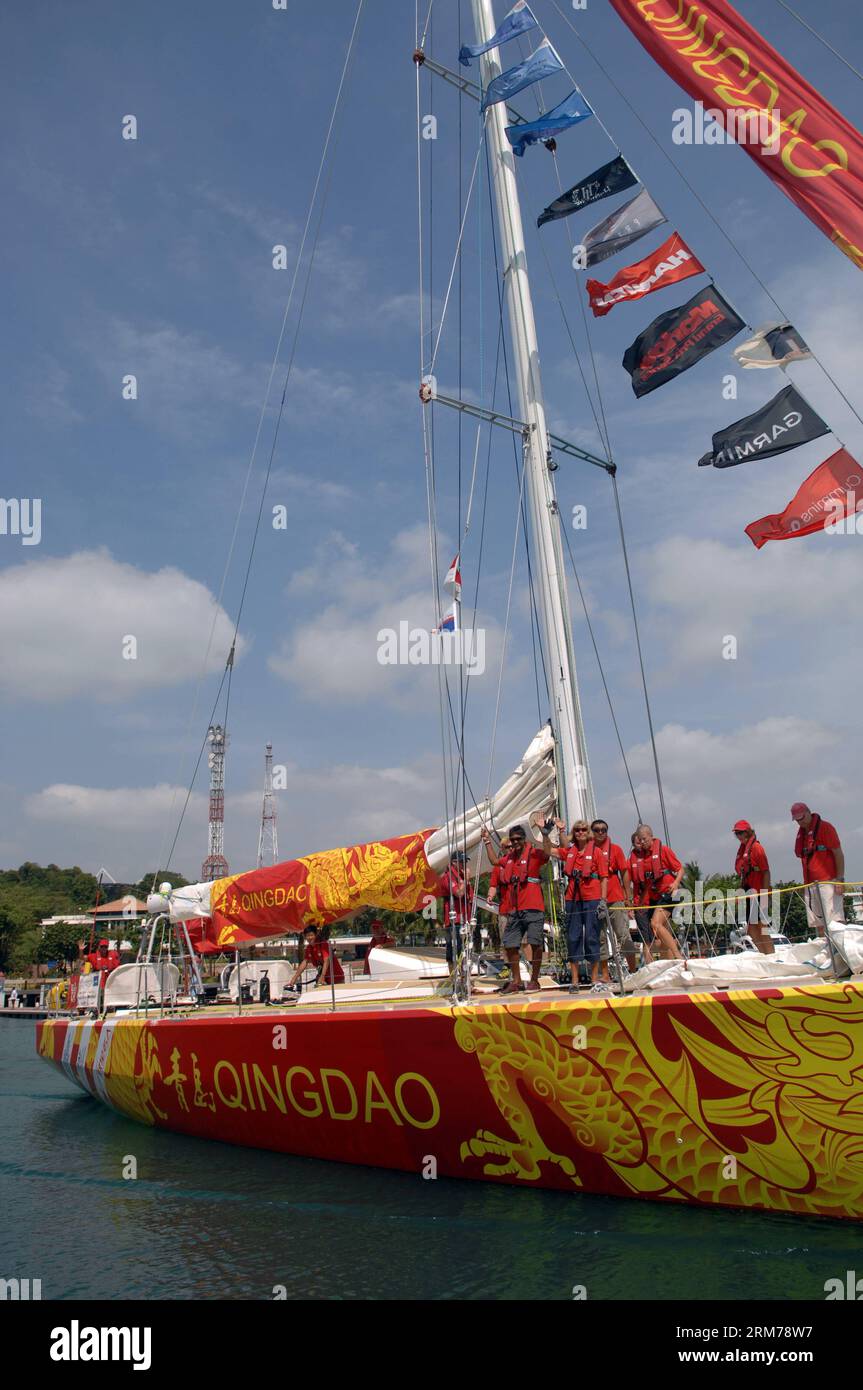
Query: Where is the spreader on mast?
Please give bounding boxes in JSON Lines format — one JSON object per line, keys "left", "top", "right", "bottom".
{"left": 469, "top": 0, "right": 594, "bottom": 825}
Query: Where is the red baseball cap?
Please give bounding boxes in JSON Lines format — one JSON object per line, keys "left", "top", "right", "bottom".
{"left": 732, "top": 820, "right": 752, "bottom": 833}
{"left": 790, "top": 802, "right": 810, "bottom": 818}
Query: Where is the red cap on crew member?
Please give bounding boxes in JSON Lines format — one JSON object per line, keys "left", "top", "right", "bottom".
{"left": 790, "top": 802, "right": 810, "bottom": 818}
{"left": 732, "top": 820, "right": 752, "bottom": 833}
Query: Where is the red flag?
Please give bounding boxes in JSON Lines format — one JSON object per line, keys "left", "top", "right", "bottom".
{"left": 586, "top": 231, "right": 704, "bottom": 316}
{"left": 745, "top": 448, "right": 863, "bottom": 548}
{"left": 608, "top": 0, "right": 863, "bottom": 271}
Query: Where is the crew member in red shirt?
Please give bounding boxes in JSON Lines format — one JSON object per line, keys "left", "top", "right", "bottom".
{"left": 363, "top": 919, "right": 395, "bottom": 974}
{"left": 436, "top": 852, "right": 471, "bottom": 968}
{"left": 553, "top": 819, "right": 608, "bottom": 992}
{"left": 629, "top": 824, "right": 683, "bottom": 960}
{"left": 486, "top": 822, "right": 551, "bottom": 993}
{"left": 85, "top": 939, "right": 121, "bottom": 975}
{"left": 590, "top": 819, "right": 637, "bottom": 979}
{"left": 791, "top": 803, "right": 846, "bottom": 936}
{"left": 733, "top": 820, "right": 773, "bottom": 954}
{"left": 287, "top": 926, "right": 345, "bottom": 989}
{"left": 481, "top": 828, "right": 510, "bottom": 951}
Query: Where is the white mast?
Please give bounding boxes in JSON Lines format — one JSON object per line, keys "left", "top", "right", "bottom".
{"left": 469, "top": 0, "right": 594, "bottom": 824}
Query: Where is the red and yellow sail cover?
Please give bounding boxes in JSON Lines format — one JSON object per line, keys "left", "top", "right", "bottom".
{"left": 204, "top": 830, "right": 441, "bottom": 947}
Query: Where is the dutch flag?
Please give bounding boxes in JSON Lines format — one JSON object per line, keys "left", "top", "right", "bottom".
{"left": 444, "top": 555, "right": 462, "bottom": 600}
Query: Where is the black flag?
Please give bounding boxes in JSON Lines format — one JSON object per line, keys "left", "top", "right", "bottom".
{"left": 537, "top": 154, "right": 637, "bottom": 228}
{"left": 622, "top": 285, "right": 745, "bottom": 398}
{"left": 698, "top": 384, "right": 830, "bottom": 468}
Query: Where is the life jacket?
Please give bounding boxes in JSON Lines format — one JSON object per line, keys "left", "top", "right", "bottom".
{"left": 562, "top": 843, "right": 601, "bottom": 896}
{"left": 795, "top": 814, "right": 829, "bottom": 871}
{"left": 629, "top": 839, "right": 674, "bottom": 895}
{"left": 500, "top": 850, "right": 543, "bottom": 906}
{"left": 736, "top": 834, "right": 763, "bottom": 890}
{"left": 593, "top": 842, "right": 625, "bottom": 897}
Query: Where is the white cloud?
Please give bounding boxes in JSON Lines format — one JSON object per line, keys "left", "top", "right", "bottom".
{"left": 269, "top": 525, "right": 502, "bottom": 706}
{"left": 0, "top": 549, "right": 242, "bottom": 701}
{"left": 606, "top": 715, "right": 856, "bottom": 880}
{"left": 26, "top": 783, "right": 204, "bottom": 834}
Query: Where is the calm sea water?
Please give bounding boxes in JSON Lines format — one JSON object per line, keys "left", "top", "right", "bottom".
{"left": 0, "top": 1019, "right": 857, "bottom": 1302}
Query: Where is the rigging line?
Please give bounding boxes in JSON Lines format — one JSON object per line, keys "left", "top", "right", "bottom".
{"left": 419, "top": 0, "right": 436, "bottom": 51}
{"left": 228, "top": 3, "right": 365, "bottom": 658}
{"left": 559, "top": 513, "right": 642, "bottom": 821}
{"left": 772, "top": 0, "right": 863, "bottom": 85}
{"left": 420, "top": 27, "right": 458, "bottom": 844}
{"left": 534, "top": 226, "right": 609, "bottom": 460}
{"left": 440, "top": 274, "right": 510, "bottom": 773}
{"left": 611, "top": 470, "right": 671, "bottom": 844}
{"left": 481, "top": 121, "right": 553, "bottom": 711}
{"left": 487, "top": 434, "right": 533, "bottom": 806}
{"left": 157, "top": 663, "right": 231, "bottom": 887}
{"left": 429, "top": 131, "right": 485, "bottom": 373}
{"left": 153, "top": 0, "right": 366, "bottom": 878}
{"left": 542, "top": 0, "right": 863, "bottom": 439}
{"left": 551, "top": 147, "right": 613, "bottom": 462}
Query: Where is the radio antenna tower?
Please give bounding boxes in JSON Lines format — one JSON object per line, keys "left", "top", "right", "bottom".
{"left": 257, "top": 742, "right": 279, "bottom": 868}
{"left": 202, "top": 724, "right": 229, "bottom": 881}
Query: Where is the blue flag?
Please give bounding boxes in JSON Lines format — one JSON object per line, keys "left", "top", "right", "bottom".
{"left": 480, "top": 41, "right": 564, "bottom": 114}
{"left": 459, "top": 2, "right": 538, "bottom": 67}
{"left": 506, "top": 89, "right": 593, "bottom": 157}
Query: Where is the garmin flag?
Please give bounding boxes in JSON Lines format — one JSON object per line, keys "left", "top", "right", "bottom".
{"left": 586, "top": 231, "right": 704, "bottom": 317}
{"left": 733, "top": 322, "right": 813, "bottom": 370}
{"left": 506, "top": 89, "right": 593, "bottom": 157}
{"left": 480, "top": 41, "right": 563, "bottom": 113}
{"left": 582, "top": 188, "right": 666, "bottom": 268}
{"left": 698, "top": 385, "right": 830, "bottom": 469}
{"left": 459, "top": 2, "right": 537, "bottom": 67}
{"left": 622, "top": 285, "right": 745, "bottom": 398}
{"left": 745, "top": 448, "right": 863, "bottom": 547}
{"left": 537, "top": 154, "right": 637, "bottom": 228}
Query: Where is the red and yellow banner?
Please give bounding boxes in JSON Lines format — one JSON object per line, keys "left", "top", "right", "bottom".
{"left": 609, "top": 0, "right": 863, "bottom": 269}
{"left": 205, "top": 830, "right": 440, "bottom": 947}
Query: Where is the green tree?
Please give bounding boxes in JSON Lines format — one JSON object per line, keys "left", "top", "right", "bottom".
{"left": 133, "top": 870, "right": 191, "bottom": 899}
{"left": 9, "top": 927, "right": 43, "bottom": 976}
{"left": 39, "top": 921, "right": 86, "bottom": 972}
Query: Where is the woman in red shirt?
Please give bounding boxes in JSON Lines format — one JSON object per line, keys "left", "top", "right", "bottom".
{"left": 287, "top": 927, "right": 344, "bottom": 990}
{"left": 554, "top": 819, "right": 608, "bottom": 993}
{"left": 629, "top": 824, "right": 683, "bottom": 960}
{"left": 733, "top": 820, "right": 773, "bottom": 954}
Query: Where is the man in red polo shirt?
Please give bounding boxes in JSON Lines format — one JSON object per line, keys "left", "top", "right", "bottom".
{"left": 791, "top": 803, "right": 846, "bottom": 936}
{"left": 733, "top": 820, "right": 773, "bottom": 954}
{"left": 486, "top": 822, "right": 551, "bottom": 993}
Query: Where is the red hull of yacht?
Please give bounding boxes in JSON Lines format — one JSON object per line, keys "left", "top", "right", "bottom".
{"left": 37, "top": 982, "right": 863, "bottom": 1220}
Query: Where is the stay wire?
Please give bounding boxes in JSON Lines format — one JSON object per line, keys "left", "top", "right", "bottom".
{"left": 773, "top": 0, "right": 863, "bottom": 85}
{"left": 559, "top": 518, "right": 642, "bottom": 822}
{"left": 611, "top": 471, "right": 670, "bottom": 844}
{"left": 155, "top": 0, "right": 366, "bottom": 879}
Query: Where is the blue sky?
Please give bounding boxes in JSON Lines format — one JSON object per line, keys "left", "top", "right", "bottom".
{"left": 2, "top": 0, "right": 863, "bottom": 885}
